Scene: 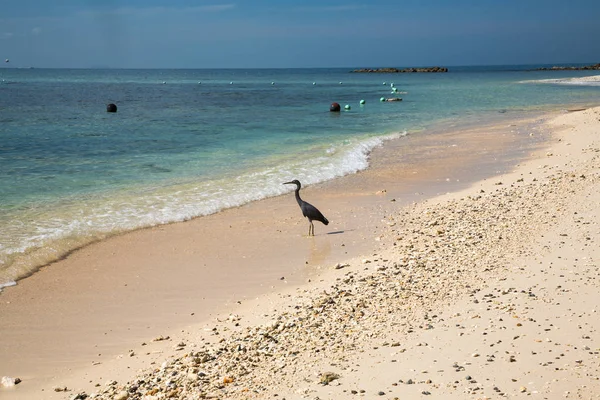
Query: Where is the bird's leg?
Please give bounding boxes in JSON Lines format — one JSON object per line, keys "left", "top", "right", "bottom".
{"left": 309, "top": 221, "right": 314, "bottom": 236}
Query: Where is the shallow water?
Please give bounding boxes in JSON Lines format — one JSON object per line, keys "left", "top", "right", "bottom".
{"left": 1, "top": 66, "right": 599, "bottom": 285}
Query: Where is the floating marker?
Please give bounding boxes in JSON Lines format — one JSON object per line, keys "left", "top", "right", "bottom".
{"left": 380, "top": 97, "right": 386, "bottom": 102}
{"left": 390, "top": 82, "right": 395, "bottom": 87}
{"left": 360, "top": 99, "right": 366, "bottom": 105}
{"left": 162, "top": 81, "right": 166, "bottom": 84}
{"left": 383, "top": 82, "right": 386, "bottom": 85}
{"left": 106, "top": 103, "right": 117, "bottom": 113}
{"left": 198, "top": 82, "right": 201, "bottom": 84}
{"left": 230, "top": 81, "right": 233, "bottom": 85}
{"left": 330, "top": 102, "right": 341, "bottom": 112}
{"left": 344, "top": 104, "right": 351, "bottom": 110}
{"left": 313, "top": 82, "right": 316, "bottom": 85}
{"left": 392, "top": 87, "right": 398, "bottom": 93}
{"left": 339, "top": 81, "right": 343, "bottom": 84}
{"left": 271, "top": 82, "right": 275, "bottom": 85}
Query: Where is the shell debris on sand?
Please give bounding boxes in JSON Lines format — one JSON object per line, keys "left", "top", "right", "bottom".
{"left": 62, "top": 109, "right": 600, "bottom": 400}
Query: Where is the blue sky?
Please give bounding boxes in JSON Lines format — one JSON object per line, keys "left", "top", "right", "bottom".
{"left": 1, "top": 0, "right": 599, "bottom": 68}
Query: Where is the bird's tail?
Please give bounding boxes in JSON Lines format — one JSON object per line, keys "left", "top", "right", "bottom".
{"left": 323, "top": 217, "right": 329, "bottom": 225}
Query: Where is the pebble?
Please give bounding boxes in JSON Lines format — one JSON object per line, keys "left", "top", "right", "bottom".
{"left": 319, "top": 372, "right": 340, "bottom": 385}
{"left": 114, "top": 391, "right": 129, "bottom": 400}
{"left": 1, "top": 376, "right": 21, "bottom": 387}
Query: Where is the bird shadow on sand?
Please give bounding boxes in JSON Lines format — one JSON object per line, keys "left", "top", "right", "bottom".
{"left": 326, "top": 230, "right": 350, "bottom": 235}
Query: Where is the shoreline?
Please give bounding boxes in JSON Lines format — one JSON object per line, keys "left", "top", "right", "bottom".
{"left": 0, "top": 102, "right": 590, "bottom": 289}
{"left": 1, "top": 105, "right": 598, "bottom": 398}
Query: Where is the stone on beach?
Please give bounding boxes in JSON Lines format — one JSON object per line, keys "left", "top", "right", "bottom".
{"left": 319, "top": 372, "right": 340, "bottom": 385}
{"left": 0, "top": 376, "right": 20, "bottom": 388}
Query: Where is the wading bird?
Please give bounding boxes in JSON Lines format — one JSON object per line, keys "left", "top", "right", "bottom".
{"left": 283, "top": 180, "right": 329, "bottom": 236}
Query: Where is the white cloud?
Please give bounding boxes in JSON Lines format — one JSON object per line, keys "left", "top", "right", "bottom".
{"left": 31, "top": 27, "right": 42, "bottom": 35}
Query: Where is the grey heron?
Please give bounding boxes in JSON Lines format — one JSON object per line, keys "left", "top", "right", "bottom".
{"left": 284, "top": 180, "right": 329, "bottom": 236}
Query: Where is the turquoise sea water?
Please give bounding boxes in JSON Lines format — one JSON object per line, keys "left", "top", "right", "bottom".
{"left": 1, "top": 66, "right": 599, "bottom": 287}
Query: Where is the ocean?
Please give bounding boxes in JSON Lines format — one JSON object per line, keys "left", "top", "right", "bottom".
{"left": 1, "top": 66, "right": 599, "bottom": 289}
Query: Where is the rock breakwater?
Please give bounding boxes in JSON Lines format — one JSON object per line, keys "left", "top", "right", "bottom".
{"left": 352, "top": 67, "right": 448, "bottom": 73}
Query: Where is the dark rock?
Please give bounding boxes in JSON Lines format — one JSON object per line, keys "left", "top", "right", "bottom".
{"left": 351, "top": 66, "right": 448, "bottom": 73}
{"left": 533, "top": 63, "right": 600, "bottom": 71}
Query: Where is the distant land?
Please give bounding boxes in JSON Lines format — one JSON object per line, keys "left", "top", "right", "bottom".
{"left": 351, "top": 66, "right": 448, "bottom": 73}
{"left": 533, "top": 63, "right": 600, "bottom": 71}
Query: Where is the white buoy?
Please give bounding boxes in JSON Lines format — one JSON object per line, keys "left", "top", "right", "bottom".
{"left": 360, "top": 99, "right": 366, "bottom": 105}
{"left": 230, "top": 81, "right": 233, "bottom": 85}
{"left": 162, "top": 81, "right": 166, "bottom": 84}
{"left": 344, "top": 104, "right": 351, "bottom": 110}
{"left": 313, "top": 82, "right": 316, "bottom": 85}
{"left": 198, "top": 81, "right": 201, "bottom": 84}
{"left": 4, "top": 59, "right": 8, "bottom": 63}
{"left": 383, "top": 82, "right": 386, "bottom": 85}
{"left": 339, "top": 81, "right": 343, "bottom": 84}
{"left": 271, "top": 82, "right": 275, "bottom": 85}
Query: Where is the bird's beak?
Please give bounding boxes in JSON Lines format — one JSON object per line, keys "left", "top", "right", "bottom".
{"left": 283, "top": 181, "right": 293, "bottom": 185}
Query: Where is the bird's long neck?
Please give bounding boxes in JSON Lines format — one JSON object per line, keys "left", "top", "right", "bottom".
{"left": 294, "top": 187, "right": 303, "bottom": 206}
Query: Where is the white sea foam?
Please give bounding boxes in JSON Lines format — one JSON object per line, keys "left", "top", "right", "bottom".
{"left": 0, "top": 281, "right": 16, "bottom": 292}
{"left": 519, "top": 75, "right": 600, "bottom": 86}
{"left": 0, "top": 131, "right": 408, "bottom": 284}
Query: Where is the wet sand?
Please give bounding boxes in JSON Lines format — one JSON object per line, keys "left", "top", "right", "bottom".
{"left": 1, "top": 108, "right": 589, "bottom": 399}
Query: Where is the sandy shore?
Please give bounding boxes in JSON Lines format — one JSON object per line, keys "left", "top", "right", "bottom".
{"left": 1, "top": 106, "right": 599, "bottom": 399}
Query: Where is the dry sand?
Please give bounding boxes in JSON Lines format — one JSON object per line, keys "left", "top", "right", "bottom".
{"left": 1, "top": 107, "right": 599, "bottom": 399}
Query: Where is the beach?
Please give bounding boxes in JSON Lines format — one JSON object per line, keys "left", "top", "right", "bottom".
{"left": 1, "top": 104, "right": 598, "bottom": 399}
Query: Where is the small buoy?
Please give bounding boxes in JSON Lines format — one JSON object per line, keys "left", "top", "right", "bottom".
{"left": 380, "top": 97, "right": 386, "bottom": 102}
{"left": 271, "top": 82, "right": 275, "bottom": 85}
{"left": 313, "top": 82, "right": 316, "bottom": 85}
{"left": 390, "top": 82, "right": 395, "bottom": 87}
{"left": 339, "top": 81, "right": 343, "bottom": 85}
{"left": 383, "top": 82, "right": 386, "bottom": 85}
{"left": 106, "top": 103, "right": 117, "bottom": 113}
{"left": 4, "top": 59, "right": 8, "bottom": 63}
{"left": 392, "top": 87, "right": 398, "bottom": 93}
{"left": 198, "top": 82, "right": 201, "bottom": 84}
{"left": 162, "top": 81, "right": 166, "bottom": 84}
{"left": 330, "top": 102, "right": 341, "bottom": 112}
{"left": 360, "top": 99, "right": 366, "bottom": 105}
{"left": 230, "top": 81, "right": 233, "bottom": 85}
{"left": 344, "top": 104, "right": 351, "bottom": 110}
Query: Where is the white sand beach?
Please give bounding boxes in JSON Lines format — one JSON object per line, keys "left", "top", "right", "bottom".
{"left": 1, "top": 106, "right": 599, "bottom": 399}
